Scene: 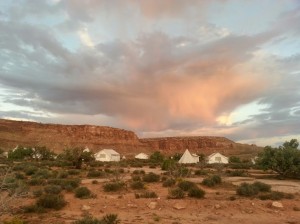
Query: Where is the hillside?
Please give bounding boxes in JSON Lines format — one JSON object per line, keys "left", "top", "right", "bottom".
{"left": 0, "top": 119, "right": 261, "bottom": 157}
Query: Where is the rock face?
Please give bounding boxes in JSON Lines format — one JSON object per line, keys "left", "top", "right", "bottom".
{"left": 0, "top": 119, "right": 141, "bottom": 154}
{"left": 0, "top": 119, "right": 261, "bottom": 156}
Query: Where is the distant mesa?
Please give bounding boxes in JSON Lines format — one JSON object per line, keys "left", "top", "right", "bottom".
{"left": 0, "top": 118, "right": 261, "bottom": 158}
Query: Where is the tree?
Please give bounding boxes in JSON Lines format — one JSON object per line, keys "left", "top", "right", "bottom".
{"left": 257, "top": 139, "right": 300, "bottom": 179}
{"left": 32, "top": 146, "right": 56, "bottom": 160}
{"left": 229, "top": 156, "right": 241, "bottom": 163}
{"left": 59, "top": 148, "right": 94, "bottom": 169}
{"left": 150, "top": 151, "right": 164, "bottom": 163}
{"left": 8, "top": 146, "right": 33, "bottom": 160}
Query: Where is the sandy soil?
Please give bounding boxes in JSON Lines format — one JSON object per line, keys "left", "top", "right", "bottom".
{"left": 2, "top": 168, "right": 300, "bottom": 224}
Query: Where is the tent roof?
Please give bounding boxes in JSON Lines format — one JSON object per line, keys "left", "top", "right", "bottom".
{"left": 178, "top": 149, "right": 198, "bottom": 164}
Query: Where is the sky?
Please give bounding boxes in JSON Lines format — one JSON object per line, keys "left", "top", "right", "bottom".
{"left": 1, "top": 0, "right": 300, "bottom": 147}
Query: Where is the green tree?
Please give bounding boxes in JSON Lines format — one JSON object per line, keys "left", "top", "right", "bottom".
{"left": 229, "top": 156, "right": 241, "bottom": 163}
{"left": 32, "top": 146, "right": 56, "bottom": 160}
{"left": 8, "top": 146, "right": 33, "bottom": 160}
{"left": 150, "top": 151, "right": 164, "bottom": 163}
{"left": 59, "top": 148, "right": 94, "bottom": 169}
{"left": 257, "top": 139, "right": 300, "bottom": 179}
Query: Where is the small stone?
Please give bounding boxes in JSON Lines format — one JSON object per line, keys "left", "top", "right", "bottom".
{"left": 148, "top": 202, "right": 158, "bottom": 210}
{"left": 215, "top": 204, "right": 221, "bottom": 209}
{"left": 81, "top": 205, "right": 91, "bottom": 211}
{"left": 173, "top": 202, "right": 186, "bottom": 210}
{"left": 271, "top": 201, "right": 283, "bottom": 209}
{"left": 127, "top": 203, "right": 138, "bottom": 208}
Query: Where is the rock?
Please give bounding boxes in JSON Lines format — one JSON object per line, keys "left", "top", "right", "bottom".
{"left": 215, "top": 204, "right": 221, "bottom": 209}
{"left": 81, "top": 205, "right": 91, "bottom": 211}
{"left": 127, "top": 203, "right": 138, "bottom": 208}
{"left": 271, "top": 201, "right": 283, "bottom": 209}
{"left": 173, "top": 202, "right": 186, "bottom": 210}
{"left": 147, "top": 202, "right": 158, "bottom": 210}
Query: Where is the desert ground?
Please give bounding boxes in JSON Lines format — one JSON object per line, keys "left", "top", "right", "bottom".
{"left": 1, "top": 164, "right": 300, "bottom": 224}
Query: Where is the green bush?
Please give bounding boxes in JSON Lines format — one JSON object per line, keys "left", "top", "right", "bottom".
{"left": 162, "top": 178, "right": 176, "bottom": 187}
{"left": 33, "top": 189, "right": 43, "bottom": 198}
{"left": 226, "top": 170, "right": 247, "bottom": 177}
{"left": 36, "top": 194, "right": 66, "bottom": 210}
{"left": 68, "top": 169, "right": 81, "bottom": 175}
{"left": 25, "top": 166, "right": 38, "bottom": 176}
{"left": 236, "top": 183, "right": 259, "bottom": 197}
{"left": 74, "top": 214, "right": 120, "bottom": 224}
{"left": 44, "top": 185, "right": 62, "bottom": 194}
{"left": 87, "top": 170, "right": 104, "bottom": 178}
{"left": 57, "top": 171, "right": 68, "bottom": 178}
{"left": 132, "top": 170, "right": 145, "bottom": 175}
{"left": 130, "top": 181, "right": 144, "bottom": 190}
{"left": 142, "top": 172, "right": 160, "bottom": 183}
{"left": 258, "top": 191, "right": 294, "bottom": 200}
{"left": 131, "top": 175, "right": 141, "bottom": 181}
{"left": 252, "top": 181, "right": 271, "bottom": 192}
{"left": 28, "top": 178, "right": 45, "bottom": 186}
{"left": 33, "top": 169, "right": 52, "bottom": 179}
{"left": 178, "top": 181, "right": 196, "bottom": 191}
{"left": 3, "top": 217, "right": 27, "bottom": 224}
{"left": 75, "top": 187, "right": 92, "bottom": 199}
{"left": 135, "top": 191, "right": 158, "bottom": 198}
{"left": 202, "top": 175, "right": 222, "bottom": 187}
{"left": 188, "top": 187, "right": 205, "bottom": 198}
{"left": 194, "top": 169, "right": 208, "bottom": 176}
{"left": 47, "top": 178, "right": 80, "bottom": 191}
{"left": 22, "top": 204, "right": 45, "bottom": 213}
{"left": 103, "top": 182, "right": 125, "bottom": 192}
{"left": 168, "top": 187, "right": 185, "bottom": 199}
{"left": 15, "top": 172, "right": 25, "bottom": 180}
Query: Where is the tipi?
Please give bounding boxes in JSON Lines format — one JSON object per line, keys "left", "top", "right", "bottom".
{"left": 178, "top": 149, "right": 199, "bottom": 164}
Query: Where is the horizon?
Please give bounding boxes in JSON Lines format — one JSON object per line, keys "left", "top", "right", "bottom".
{"left": 1, "top": 1, "right": 300, "bottom": 147}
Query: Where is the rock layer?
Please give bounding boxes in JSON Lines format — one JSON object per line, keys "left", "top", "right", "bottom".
{"left": 0, "top": 119, "right": 261, "bottom": 157}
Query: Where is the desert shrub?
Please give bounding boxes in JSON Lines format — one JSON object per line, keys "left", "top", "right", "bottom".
{"left": 28, "top": 178, "right": 45, "bottom": 186}
{"left": 33, "top": 169, "right": 52, "bottom": 179}
{"left": 103, "top": 182, "right": 125, "bottom": 192}
{"left": 252, "top": 181, "right": 271, "bottom": 192}
{"left": 3, "top": 217, "right": 27, "bottom": 224}
{"left": 73, "top": 215, "right": 102, "bottom": 224}
{"left": 87, "top": 170, "right": 104, "bottom": 178}
{"left": 130, "top": 181, "right": 144, "bottom": 190}
{"left": 229, "top": 163, "right": 252, "bottom": 169}
{"left": 47, "top": 178, "right": 80, "bottom": 191}
{"left": 22, "top": 204, "right": 45, "bottom": 213}
{"left": 68, "top": 169, "right": 80, "bottom": 175}
{"left": 131, "top": 175, "right": 141, "bottom": 181}
{"left": 101, "top": 213, "right": 120, "bottom": 224}
{"left": 177, "top": 181, "right": 196, "bottom": 191}
{"left": 202, "top": 175, "right": 222, "bottom": 187}
{"left": 44, "top": 185, "right": 62, "bottom": 194}
{"left": 57, "top": 171, "right": 68, "bottom": 178}
{"left": 226, "top": 170, "right": 247, "bottom": 177}
{"left": 258, "top": 191, "right": 294, "bottom": 200}
{"left": 162, "top": 178, "right": 176, "bottom": 187}
{"left": 236, "top": 183, "right": 259, "bottom": 197}
{"left": 75, "top": 187, "right": 92, "bottom": 199}
{"left": 32, "top": 189, "right": 43, "bottom": 198}
{"left": 194, "top": 169, "right": 208, "bottom": 176}
{"left": 188, "top": 187, "right": 205, "bottom": 198}
{"left": 25, "top": 166, "right": 38, "bottom": 176}
{"left": 135, "top": 191, "right": 157, "bottom": 199}
{"left": 168, "top": 187, "right": 185, "bottom": 199}
{"left": 132, "top": 170, "right": 145, "bottom": 175}
{"left": 15, "top": 172, "right": 25, "bottom": 180}
{"left": 142, "top": 172, "right": 160, "bottom": 183}
{"left": 92, "top": 180, "right": 99, "bottom": 184}
{"left": 36, "top": 194, "right": 66, "bottom": 210}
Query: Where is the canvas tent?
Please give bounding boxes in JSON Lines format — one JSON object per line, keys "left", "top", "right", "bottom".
{"left": 135, "top": 153, "right": 149, "bottom": 160}
{"left": 94, "top": 149, "right": 120, "bottom": 162}
{"left": 178, "top": 149, "right": 199, "bottom": 164}
{"left": 207, "top": 152, "right": 228, "bottom": 164}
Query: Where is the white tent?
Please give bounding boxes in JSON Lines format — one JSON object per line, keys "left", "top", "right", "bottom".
{"left": 94, "top": 149, "right": 120, "bottom": 162}
{"left": 178, "top": 149, "right": 199, "bottom": 164}
{"left": 135, "top": 153, "right": 149, "bottom": 160}
{"left": 207, "top": 152, "right": 228, "bottom": 164}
